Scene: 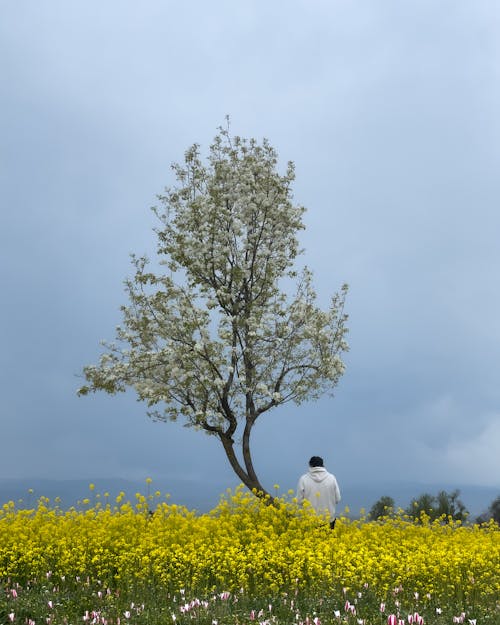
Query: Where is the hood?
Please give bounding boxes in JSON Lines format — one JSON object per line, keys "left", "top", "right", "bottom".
{"left": 308, "top": 467, "right": 328, "bottom": 482}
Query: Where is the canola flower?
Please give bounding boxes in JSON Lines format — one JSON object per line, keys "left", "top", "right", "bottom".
{"left": 0, "top": 485, "right": 498, "bottom": 624}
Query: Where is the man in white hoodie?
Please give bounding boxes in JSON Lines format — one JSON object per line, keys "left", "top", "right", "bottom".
{"left": 297, "top": 456, "right": 341, "bottom": 529}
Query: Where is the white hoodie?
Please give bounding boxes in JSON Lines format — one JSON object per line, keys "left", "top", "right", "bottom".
{"left": 296, "top": 466, "right": 341, "bottom": 521}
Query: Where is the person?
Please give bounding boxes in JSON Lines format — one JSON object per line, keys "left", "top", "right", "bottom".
{"left": 297, "top": 456, "right": 341, "bottom": 529}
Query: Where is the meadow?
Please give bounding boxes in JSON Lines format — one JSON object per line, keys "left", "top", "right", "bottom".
{"left": 0, "top": 485, "right": 498, "bottom": 625}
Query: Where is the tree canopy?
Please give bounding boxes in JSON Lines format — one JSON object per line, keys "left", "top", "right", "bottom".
{"left": 406, "top": 489, "right": 468, "bottom": 523}
{"left": 79, "top": 125, "right": 349, "bottom": 499}
{"left": 368, "top": 496, "right": 395, "bottom": 520}
{"left": 476, "top": 494, "right": 500, "bottom": 524}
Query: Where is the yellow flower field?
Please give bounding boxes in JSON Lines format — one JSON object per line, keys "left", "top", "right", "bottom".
{"left": 0, "top": 485, "right": 498, "bottom": 624}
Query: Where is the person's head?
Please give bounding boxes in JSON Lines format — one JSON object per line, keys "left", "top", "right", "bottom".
{"left": 309, "top": 456, "right": 324, "bottom": 468}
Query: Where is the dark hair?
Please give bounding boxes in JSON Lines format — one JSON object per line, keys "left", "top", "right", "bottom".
{"left": 309, "top": 456, "right": 324, "bottom": 467}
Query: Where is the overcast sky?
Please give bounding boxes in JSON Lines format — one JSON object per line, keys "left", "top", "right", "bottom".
{"left": 1, "top": 1, "right": 499, "bottom": 502}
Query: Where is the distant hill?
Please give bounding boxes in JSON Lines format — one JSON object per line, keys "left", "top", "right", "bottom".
{"left": 0, "top": 477, "right": 497, "bottom": 520}
{"left": 0, "top": 477, "right": 227, "bottom": 513}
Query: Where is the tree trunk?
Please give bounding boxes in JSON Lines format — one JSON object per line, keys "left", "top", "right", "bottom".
{"left": 242, "top": 419, "right": 260, "bottom": 486}
{"left": 218, "top": 432, "right": 272, "bottom": 501}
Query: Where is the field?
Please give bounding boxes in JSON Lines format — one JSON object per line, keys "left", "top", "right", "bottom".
{"left": 0, "top": 485, "right": 498, "bottom": 625}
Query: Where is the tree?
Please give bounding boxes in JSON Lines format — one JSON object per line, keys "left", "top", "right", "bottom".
{"left": 406, "top": 492, "right": 435, "bottom": 520}
{"left": 406, "top": 490, "right": 468, "bottom": 523}
{"left": 368, "top": 495, "right": 395, "bottom": 520}
{"left": 78, "top": 125, "right": 349, "bottom": 500}
{"left": 476, "top": 494, "right": 500, "bottom": 525}
{"left": 434, "top": 489, "right": 467, "bottom": 522}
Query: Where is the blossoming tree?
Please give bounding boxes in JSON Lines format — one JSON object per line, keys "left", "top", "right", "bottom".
{"left": 79, "top": 125, "right": 349, "bottom": 499}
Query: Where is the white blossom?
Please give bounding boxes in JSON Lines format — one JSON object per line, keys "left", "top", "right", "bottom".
{"left": 79, "top": 125, "right": 348, "bottom": 498}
